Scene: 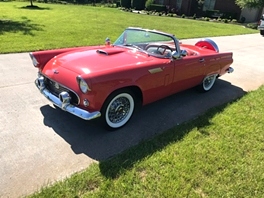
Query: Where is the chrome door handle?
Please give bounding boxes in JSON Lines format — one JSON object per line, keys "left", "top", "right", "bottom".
{"left": 199, "top": 58, "right": 205, "bottom": 63}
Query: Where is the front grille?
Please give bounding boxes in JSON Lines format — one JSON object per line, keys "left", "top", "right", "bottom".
{"left": 44, "top": 77, "right": 79, "bottom": 105}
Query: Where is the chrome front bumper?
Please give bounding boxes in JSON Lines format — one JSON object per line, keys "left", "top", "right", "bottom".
{"left": 35, "top": 78, "right": 101, "bottom": 120}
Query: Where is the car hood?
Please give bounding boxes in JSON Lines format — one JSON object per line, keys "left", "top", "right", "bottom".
{"left": 46, "top": 46, "right": 152, "bottom": 76}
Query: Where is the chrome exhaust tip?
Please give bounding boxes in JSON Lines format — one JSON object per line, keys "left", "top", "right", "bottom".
{"left": 227, "top": 67, "right": 234, "bottom": 73}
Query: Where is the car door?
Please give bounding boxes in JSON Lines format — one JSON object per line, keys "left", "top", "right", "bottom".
{"left": 171, "top": 55, "right": 206, "bottom": 93}
{"left": 138, "top": 59, "right": 175, "bottom": 105}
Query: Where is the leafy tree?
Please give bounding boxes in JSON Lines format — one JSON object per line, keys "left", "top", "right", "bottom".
{"left": 29, "top": 0, "right": 34, "bottom": 6}
{"left": 235, "top": 0, "right": 264, "bottom": 9}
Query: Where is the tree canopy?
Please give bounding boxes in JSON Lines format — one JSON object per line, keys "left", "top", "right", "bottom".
{"left": 235, "top": 0, "right": 264, "bottom": 9}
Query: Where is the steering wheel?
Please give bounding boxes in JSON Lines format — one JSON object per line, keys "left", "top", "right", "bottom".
{"left": 145, "top": 44, "right": 172, "bottom": 55}
{"left": 157, "top": 45, "right": 173, "bottom": 55}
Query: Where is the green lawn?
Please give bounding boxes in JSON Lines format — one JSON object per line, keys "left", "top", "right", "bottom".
{"left": 1, "top": 2, "right": 263, "bottom": 197}
{"left": 0, "top": 1, "right": 258, "bottom": 53}
{"left": 29, "top": 86, "right": 264, "bottom": 197}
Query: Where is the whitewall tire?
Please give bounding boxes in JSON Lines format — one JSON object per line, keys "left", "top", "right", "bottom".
{"left": 198, "top": 74, "right": 217, "bottom": 92}
{"left": 102, "top": 89, "right": 135, "bottom": 130}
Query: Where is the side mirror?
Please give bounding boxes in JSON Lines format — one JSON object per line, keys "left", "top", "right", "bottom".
{"left": 180, "top": 50, "right": 188, "bottom": 57}
{"left": 172, "top": 51, "right": 181, "bottom": 59}
{"left": 172, "top": 50, "right": 187, "bottom": 59}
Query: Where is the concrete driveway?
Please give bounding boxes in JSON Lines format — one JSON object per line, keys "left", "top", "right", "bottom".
{"left": 0, "top": 33, "right": 263, "bottom": 197}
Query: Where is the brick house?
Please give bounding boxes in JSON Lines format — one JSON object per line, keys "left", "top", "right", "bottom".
{"left": 155, "top": 0, "right": 262, "bottom": 22}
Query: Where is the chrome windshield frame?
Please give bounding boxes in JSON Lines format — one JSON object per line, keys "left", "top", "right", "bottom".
{"left": 113, "top": 27, "right": 181, "bottom": 59}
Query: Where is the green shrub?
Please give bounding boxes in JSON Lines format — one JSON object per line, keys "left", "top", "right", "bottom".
{"left": 222, "top": 18, "right": 228, "bottom": 23}
{"left": 246, "top": 23, "right": 258, "bottom": 29}
{"left": 147, "top": 4, "right": 166, "bottom": 12}
{"left": 145, "top": 0, "right": 153, "bottom": 10}
{"left": 202, "top": 17, "right": 210, "bottom": 21}
{"left": 205, "top": 10, "right": 220, "bottom": 18}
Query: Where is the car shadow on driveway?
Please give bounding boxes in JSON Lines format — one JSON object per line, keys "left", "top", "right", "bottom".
{"left": 40, "top": 79, "right": 245, "bottom": 175}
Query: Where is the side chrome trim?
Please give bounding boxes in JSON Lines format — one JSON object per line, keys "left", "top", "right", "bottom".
{"left": 35, "top": 79, "right": 101, "bottom": 120}
{"left": 149, "top": 68, "right": 163, "bottom": 74}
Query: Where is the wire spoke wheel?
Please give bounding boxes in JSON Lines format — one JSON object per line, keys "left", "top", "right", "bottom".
{"left": 107, "top": 96, "right": 131, "bottom": 123}
{"left": 102, "top": 90, "right": 135, "bottom": 130}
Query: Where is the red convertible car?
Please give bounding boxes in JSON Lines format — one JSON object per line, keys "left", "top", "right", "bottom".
{"left": 30, "top": 27, "right": 234, "bottom": 130}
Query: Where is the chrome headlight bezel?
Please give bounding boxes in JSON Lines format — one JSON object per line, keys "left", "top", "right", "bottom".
{"left": 77, "top": 76, "right": 90, "bottom": 93}
{"left": 29, "top": 52, "right": 39, "bottom": 67}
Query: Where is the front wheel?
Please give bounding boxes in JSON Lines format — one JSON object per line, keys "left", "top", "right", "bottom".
{"left": 260, "top": 30, "right": 264, "bottom": 36}
{"left": 198, "top": 74, "right": 217, "bottom": 92}
{"left": 101, "top": 89, "right": 136, "bottom": 130}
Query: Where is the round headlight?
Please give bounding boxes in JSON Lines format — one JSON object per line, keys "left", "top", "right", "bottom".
{"left": 79, "top": 78, "right": 89, "bottom": 93}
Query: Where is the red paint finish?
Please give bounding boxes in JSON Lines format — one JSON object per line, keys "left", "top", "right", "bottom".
{"left": 31, "top": 28, "right": 233, "bottom": 116}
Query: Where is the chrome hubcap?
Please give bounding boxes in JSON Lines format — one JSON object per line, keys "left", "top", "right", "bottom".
{"left": 204, "top": 76, "right": 214, "bottom": 88}
{"left": 108, "top": 97, "right": 130, "bottom": 123}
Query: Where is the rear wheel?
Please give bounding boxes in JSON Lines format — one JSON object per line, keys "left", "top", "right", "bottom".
{"left": 260, "top": 30, "right": 264, "bottom": 36}
{"left": 101, "top": 89, "right": 136, "bottom": 130}
{"left": 198, "top": 74, "right": 217, "bottom": 92}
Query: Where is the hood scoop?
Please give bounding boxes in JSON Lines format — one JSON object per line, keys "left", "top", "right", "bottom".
{"left": 96, "top": 47, "right": 125, "bottom": 56}
{"left": 96, "top": 49, "right": 108, "bottom": 55}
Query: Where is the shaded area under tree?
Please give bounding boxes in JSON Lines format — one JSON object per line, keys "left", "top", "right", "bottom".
{"left": 0, "top": 18, "right": 44, "bottom": 35}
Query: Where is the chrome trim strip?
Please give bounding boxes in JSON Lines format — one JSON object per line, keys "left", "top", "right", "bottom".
{"left": 35, "top": 79, "right": 101, "bottom": 120}
{"left": 149, "top": 68, "right": 163, "bottom": 74}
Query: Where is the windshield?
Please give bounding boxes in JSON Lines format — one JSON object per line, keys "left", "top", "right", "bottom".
{"left": 113, "top": 28, "right": 177, "bottom": 57}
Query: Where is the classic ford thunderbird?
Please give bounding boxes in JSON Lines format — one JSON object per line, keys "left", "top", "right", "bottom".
{"left": 30, "top": 27, "right": 234, "bottom": 130}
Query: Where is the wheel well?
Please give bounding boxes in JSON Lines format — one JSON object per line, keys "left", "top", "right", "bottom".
{"left": 102, "top": 86, "right": 143, "bottom": 109}
{"left": 122, "top": 86, "right": 143, "bottom": 106}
